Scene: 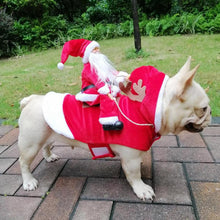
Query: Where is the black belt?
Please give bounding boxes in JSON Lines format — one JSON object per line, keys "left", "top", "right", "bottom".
{"left": 81, "top": 84, "right": 95, "bottom": 93}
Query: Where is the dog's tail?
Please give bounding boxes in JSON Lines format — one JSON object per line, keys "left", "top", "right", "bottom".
{"left": 20, "top": 95, "right": 37, "bottom": 110}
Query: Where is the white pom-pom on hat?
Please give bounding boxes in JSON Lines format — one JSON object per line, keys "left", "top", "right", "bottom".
{"left": 57, "top": 62, "right": 64, "bottom": 70}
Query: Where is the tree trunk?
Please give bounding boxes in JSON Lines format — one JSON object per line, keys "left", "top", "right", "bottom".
{"left": 131, "top": 0, "right": 141, "bottom": 52}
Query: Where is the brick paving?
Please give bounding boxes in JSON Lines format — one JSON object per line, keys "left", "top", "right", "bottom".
{"left": 0, "top": 124, "right": 219, "bottom": 220}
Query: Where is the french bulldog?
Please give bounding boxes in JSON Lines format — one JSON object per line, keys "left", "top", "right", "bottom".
{"left": 18, "top": 57, "right": 211, "bottom": 201}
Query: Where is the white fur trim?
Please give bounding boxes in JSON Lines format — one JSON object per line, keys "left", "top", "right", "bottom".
{"left": 57, "top": 62, "right": 64, "bottom": 70}
{"left": 111, "top": 85, "right": 120, "bottom": 97}
{"left": 154, "top": 75, "right": 169, "bottom": 133}
{"left": 115, "top": 76, "right": 125, "bottom": 84}
{"left": 118, "top": 71, "right": 129, "bottom": 77}
{"left": 115, "top": 71, "right": 129, "bottom": 84}
{"left": 75, "top": 92, "right": 98, "bottom": 102}
{"left": 82, "top": 41, "right": 100, "bottom": 63}
{"left": 98, "top": 84, "right": 110, "bottom": 95}
{"left": 42, "top": 92, "right": 74, "bottom": 139}
{"left": 99, "top": 116, "right": 118, "bottom": 125}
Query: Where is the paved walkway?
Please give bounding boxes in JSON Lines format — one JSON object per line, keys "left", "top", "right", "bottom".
{"left": 0, "top": 124, "right": 219, "bottom": 220}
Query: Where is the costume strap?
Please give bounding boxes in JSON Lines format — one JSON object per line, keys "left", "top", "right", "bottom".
{"left": 81, "top": 84, "right": 95, "bottom": 93}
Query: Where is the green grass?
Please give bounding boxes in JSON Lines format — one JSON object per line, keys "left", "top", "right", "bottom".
{"left": 0, "top": 35, "right": 219, "bottom": 125}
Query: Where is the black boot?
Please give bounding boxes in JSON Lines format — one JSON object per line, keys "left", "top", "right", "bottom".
{"left": 102, "top": 121, "right": 123, "bottom": 131}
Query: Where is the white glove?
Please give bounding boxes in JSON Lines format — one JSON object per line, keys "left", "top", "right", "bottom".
{"left": 111, "top": 85, "right": 120, "bottom": 97}
{"left": 98, "top": 84, "right": 110, "bottom": 95}
{"left": 115, "top": 71, "right": 129, "bottom": 84}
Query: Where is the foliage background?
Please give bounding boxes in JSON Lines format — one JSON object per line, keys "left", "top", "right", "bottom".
{"left": 0, "top": 35, "right": 219, "bottom": 124}
{"left": 0, "top": 0, "right": 220, "bottom": 57}
{"left": 0, "top": 0, "right": 219, "bottom": 123}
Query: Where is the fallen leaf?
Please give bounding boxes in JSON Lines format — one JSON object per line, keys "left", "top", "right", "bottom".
{"left": 67, "top": 82, "right": 77, "bottom": 86}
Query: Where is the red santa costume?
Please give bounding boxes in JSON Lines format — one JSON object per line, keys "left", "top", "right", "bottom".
{"left": 57, "top": 39, "right": 126, "bottom": 130}
{"left": 43, "top": 65, "right": 169, "bottom": 159}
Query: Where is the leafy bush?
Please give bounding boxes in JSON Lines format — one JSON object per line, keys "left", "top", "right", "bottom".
{"left": 1, "top": 2, "right": 219, "bottom": 58}
{"left": 0, "top": 8, "right": 16, "bottom": 57}
{"left": 80, "top": 3, "right": 220, "bottom": 39}
{"left": 3, "top": 0, "right": 57, "bottom": 19}
{"left": 83, "top": 0, "right": 110, "bottom": 24}
{"left": 13, "top": 14, "right": 68, "bottom": 50}
{"left": 125, "top": 48, "right": 150, "bottom": 59}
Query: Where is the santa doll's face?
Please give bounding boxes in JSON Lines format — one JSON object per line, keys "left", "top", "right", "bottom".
{"left": 92, "top": 47, "right": 100, "bottom": 53}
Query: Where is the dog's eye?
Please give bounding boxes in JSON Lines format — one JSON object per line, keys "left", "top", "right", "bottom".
{"left": 202, "top": 107, "right": 207, "bottom": 112}
{"left": 195, "top": 107, "right": 207, "bottom": 118}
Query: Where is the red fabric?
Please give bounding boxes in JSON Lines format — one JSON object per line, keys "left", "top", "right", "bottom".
{"left": 60, "top": 39, "right": 91, "bottom": 64}
{"left": 79, "top": 62, "right": 119, "bottom": 118}
{"left": 80, "top": 63, "right": 105, "bottom": 106}
{"left": 63, "top": 66, "right": 166, "bottom": 151}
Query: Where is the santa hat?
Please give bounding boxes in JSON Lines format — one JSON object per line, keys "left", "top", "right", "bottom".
{"left": 57, "top": 39, "right": 100, "bottom": 70}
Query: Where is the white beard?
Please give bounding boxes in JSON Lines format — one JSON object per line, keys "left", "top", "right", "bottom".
{"left": 89, "top": 52, "right": 117, "bottom": 83}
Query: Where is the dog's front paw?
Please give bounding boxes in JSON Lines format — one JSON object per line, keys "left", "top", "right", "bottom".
{"left": 133, "top": 182, "right": 155, "bottom": 201}
{"left": 45, "top": 153, "right": 59, "bottom": 162}
{"left": 23, "top": 178, "right": 38, "bottom": 191}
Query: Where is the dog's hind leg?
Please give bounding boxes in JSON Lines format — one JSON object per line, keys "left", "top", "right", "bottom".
{"left": 19, "top": 140, "right": 41, "bottom": 191}
{"left": 42, "top": 141, "right": 59, "bottom": 162}
{"left": 18, "top": 95, "right": 52, "bottom": 190}
{"left": 18, "top": 127, "right": 52, "bottom": 190}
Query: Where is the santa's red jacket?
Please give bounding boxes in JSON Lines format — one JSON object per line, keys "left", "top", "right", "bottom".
{"left": 75, "top": 62, "right": 120, "bottom": 120}
{"left": 75, "top": 62, "right": 103, "bottom": 105}
{"left": 43, "top": 66, "right": 169, "bottom": 158}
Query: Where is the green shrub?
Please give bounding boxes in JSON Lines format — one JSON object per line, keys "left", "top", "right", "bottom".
{"left": 125, "top": 48, "right": 150, "bottom": 59}
{"left": 0, "top": 8, "right": 16, "bottom": 57}
{"left": 1, "top": 2, "right": 219, "bottom": 58}
{"left": 13, "top": 14, "right": 68, "bottom": 50}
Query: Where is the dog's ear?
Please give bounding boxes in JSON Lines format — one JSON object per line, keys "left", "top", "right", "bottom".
{"left": 174, "top": 56, "right": 200, "bottom": 98}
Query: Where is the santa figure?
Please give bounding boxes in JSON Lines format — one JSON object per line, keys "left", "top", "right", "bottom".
{"left": 57, "top": 39, "right": 129, "bottom": 130}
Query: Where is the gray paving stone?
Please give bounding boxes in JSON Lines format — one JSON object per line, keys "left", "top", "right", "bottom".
{"left": 112, "top": 203, "right": 196, "bottom": 220}
{"left": 153, "top": 147, "right": 213, "bottom": 162}
{"left": 0, "top": 124, "right": 219, "bottom": 219}
{"left": 154, "top": 162, "right": 191, "bottom": 205}
{"left": 16, "top": 159, "right": 67, "bottom": 197}
{"left": 185, "top": 163, "right": 220, "bottom": 182}
{"left": 6, "top": 151, "right": 43, "bottom": 174}
{"left": 0, "top": 196, "right": 41, "bottom": 220}
{"left": 0, "top": 174, "right": 22, "bottom": 195}
{"left": 6, "top": 152, "right": 43, "bottom": 174}
{"left": 61, "top": 159, "right": 121, "bottom": 177}
{"left": 81, "top": 177, "right": 152, "bottom": 203}
{"left": 0, "top": 142, "right": 19, "bottom": 158}
{"left": 0, "top": 125, "right": 13, "bottom": 136}
{"left": 0, "top": 145, "right": 9, "bottom": 154}
{"left": 202, "top": 126, "right": 220, "bottom": 136}
{"left": 33, "top": 177, "right": 85, "bottom": 220}
{"left": 0, "top": 158, "right": 16, "bottom": 173}
{"left": 0, "top": 128, "right": 18, "bottom": 146}
{"left": 203, "top": 136, "right": 220, "bottom": 162}
{"left": 72, "top": 200, "right": 113, "bottom": 220}
{"left": 191, "top": 182, "right": 220, "bottom": 220}
{"left": 52, "top": 146, "right": 92, "bottom": 159}
{"left": 178, "top": 131, "right": 206, "bottom": 147}
{"left": 152, "top": 135, "right": 177, "bottom": 147}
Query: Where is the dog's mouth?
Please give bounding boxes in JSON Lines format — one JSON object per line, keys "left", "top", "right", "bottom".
{"left": 184, "top": 123, "right": 203, "bottom": 133}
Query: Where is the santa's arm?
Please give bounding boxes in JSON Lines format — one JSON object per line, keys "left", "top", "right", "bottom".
{"left": 115, "top": 71, "right": 130, "bottom": 85}
{"left": 84, "top": 67, "right": 110, "bottom": 94}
